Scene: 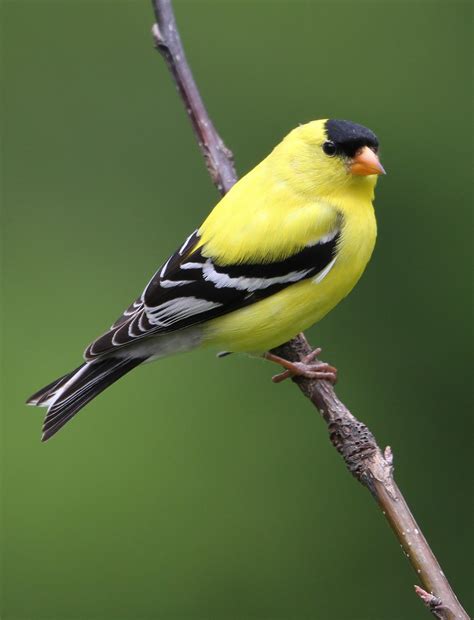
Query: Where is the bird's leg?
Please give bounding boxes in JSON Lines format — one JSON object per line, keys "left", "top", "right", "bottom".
{"left": 264, "top": 348, "right": 338, "bottom": 384}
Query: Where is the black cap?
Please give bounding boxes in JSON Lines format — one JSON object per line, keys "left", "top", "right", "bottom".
{"left": 325, "top": 119, "right": 379, "bottom": 157}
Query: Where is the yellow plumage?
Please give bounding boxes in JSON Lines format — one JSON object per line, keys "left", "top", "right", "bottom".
{"left": 199, "top": 120, "right": 379, "bottom": 353}
{"left": 28, "top": 117, "right": 385, "bottom": 441}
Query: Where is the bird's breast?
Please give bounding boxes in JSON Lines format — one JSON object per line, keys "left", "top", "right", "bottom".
{"left": 203, "top": 202, "right": 377, "bottom": 354}
{"left": 336, "top": 205, "right": 377, "bottom": 274}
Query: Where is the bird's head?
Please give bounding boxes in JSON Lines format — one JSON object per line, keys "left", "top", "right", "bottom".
{"left": 272, "top": 118, "right": 385, "bottom": 200}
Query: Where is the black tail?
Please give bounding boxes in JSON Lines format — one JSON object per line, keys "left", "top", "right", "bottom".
{"left": 27, "top": 356, "right": 146, "bottom": 441}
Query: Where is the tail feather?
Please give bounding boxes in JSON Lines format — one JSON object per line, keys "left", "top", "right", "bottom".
{"left": 27, "top": 357, "right": 145, "bottom": 442}
{"left": 26, "top": 367, "right": 81, "bottom": 407}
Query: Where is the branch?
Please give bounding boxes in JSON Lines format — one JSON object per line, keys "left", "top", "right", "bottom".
{"left": 273, "top": 336, "right": 468, "bottom": 620}
{"left": 151, "top": 2, "right": 236, "bottom": 195}
{"left": 150, "top": 2, "right": 469, "bottom": 618}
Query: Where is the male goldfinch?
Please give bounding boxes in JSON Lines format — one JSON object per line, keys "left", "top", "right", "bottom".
{"left": 27, "top": 119, "right": 385, "bottom": 441}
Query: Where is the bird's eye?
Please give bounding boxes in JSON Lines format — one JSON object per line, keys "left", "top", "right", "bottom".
{"left": 322, "top": 141, "right": 337, "bottom": 157}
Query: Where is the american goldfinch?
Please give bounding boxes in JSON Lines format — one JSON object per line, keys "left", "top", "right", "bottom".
{"left": 27, "top": 118, "right": 385, "bottom": 441}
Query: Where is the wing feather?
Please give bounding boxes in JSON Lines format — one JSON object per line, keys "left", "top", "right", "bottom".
{"left": 84, "top": 227, "right": 340, "bottom": 360}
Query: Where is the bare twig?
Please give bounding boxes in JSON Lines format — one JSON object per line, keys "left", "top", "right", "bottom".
{"left": 151, "top": 1, "right": 236, "bottom": 195}
{"left": 150, "top": 1, "right": 469, "bottom": 618}
{"left": 273, "top": 336, "right": 468, "bottom": 620}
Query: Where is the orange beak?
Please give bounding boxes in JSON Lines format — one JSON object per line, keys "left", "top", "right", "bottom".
{"left": 350, "top": 146, "right": 386, "bottom": 176}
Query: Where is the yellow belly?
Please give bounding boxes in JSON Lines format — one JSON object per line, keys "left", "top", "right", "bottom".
{"left": 203, "top": 234, "right": 375, "bottom": 353}
{"left": 202, "top": 201, "right": 377, "bottom": 353}
{"left": 202, "top": 266, "right": 357, "bottom": 353}
{"left": 201, "top": 192, "right": 377, "bottom": 354}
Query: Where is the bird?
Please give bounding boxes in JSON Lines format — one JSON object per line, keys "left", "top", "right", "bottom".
{"left": 27, "top": 118, "right": 385, "bottom": 441}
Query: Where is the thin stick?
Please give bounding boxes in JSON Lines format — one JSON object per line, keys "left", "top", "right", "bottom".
{"left": 151, "top": 0, "right": 237, "bottom": 195}
{"left": 150, "top": 2, "right": 469, "bottom": 618}
{"left": 274, "top": 336, "right": 468, "bottom": 620}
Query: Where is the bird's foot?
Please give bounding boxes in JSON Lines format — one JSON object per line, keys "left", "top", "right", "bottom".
{"left": 264, "top": 348, "right": 338, "bottom": 384}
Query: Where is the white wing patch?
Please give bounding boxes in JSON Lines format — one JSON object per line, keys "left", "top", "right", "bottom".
{"left": 181, "top": 261, "right": 206, "bottom": 270}
{"left": 159, "top": 257, "right": 172, "bottom": 278}
{"left": 160, "top": 279, "right": 194, "bottom": 288}
{"left": 313, "top": 256, "right": 337, "bottom": 283}
{"left": 201, "top": 259, "right": 312, "bottom": 292}
{"left": 178, "top": 231, "right": 198, "bottom": 256}
{"left": 146, "top": 297, "right": 222, "bottom": 327}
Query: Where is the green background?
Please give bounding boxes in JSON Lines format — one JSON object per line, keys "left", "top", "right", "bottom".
{"left": 1, "top": 1, "right": 472, "bottom": 619}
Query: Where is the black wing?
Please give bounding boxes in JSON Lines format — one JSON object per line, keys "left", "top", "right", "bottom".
{"left": 85, "top": 228, "right": 340, "bottom": 360}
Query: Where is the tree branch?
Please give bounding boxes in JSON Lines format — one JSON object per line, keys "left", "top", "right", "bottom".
{"left": 150, "top": 2, "right": 469, "bottom": 618}
{"left": 151, "top": 3, "right": 236, "bottom": 195}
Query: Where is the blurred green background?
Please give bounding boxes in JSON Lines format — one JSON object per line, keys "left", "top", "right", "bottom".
{"left": 1, "top": 1, "right": 472, "bottom": 619}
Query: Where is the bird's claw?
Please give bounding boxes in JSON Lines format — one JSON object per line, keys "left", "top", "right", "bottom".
{"left": 265, "top": 348, "right": 338, "bottom": 384}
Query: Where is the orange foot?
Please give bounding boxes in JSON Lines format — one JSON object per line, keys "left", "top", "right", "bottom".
{"left": 264, "top": 348, "right": 338, "bottom": 384}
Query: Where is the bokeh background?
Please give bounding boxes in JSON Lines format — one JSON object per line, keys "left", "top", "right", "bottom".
{"left": 1, "top": 1, "right": 472, "bottom": 619}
